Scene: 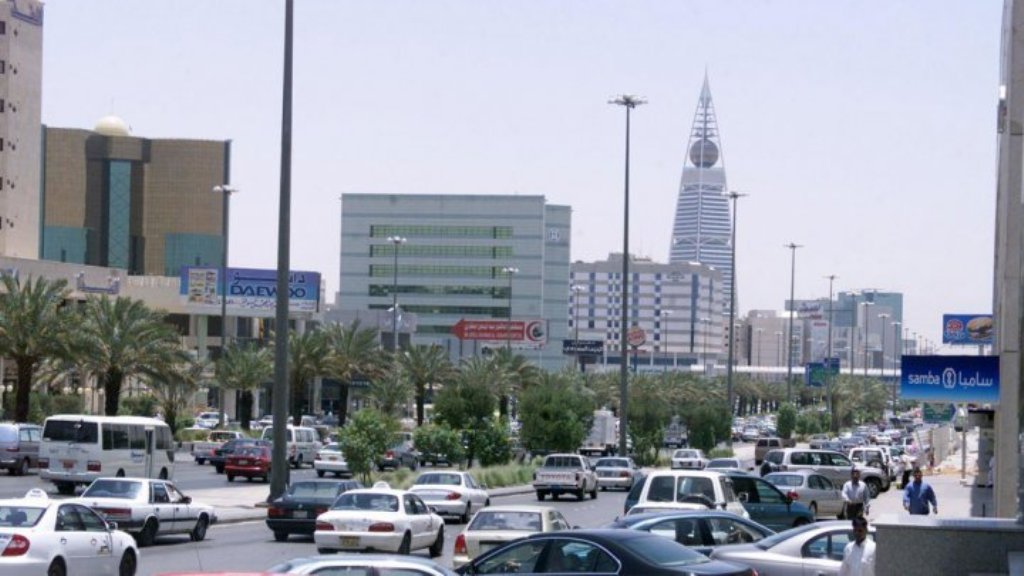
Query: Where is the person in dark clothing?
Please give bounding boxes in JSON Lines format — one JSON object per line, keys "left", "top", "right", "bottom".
{"left": 903, "top": 467, "right": 938, "bottom": 515}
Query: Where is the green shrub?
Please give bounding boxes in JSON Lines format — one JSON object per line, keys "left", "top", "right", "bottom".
{"left": 414, "top": 424, "right": 465, "bottom": 465}
{"left": 337, "top": 410, "right": 399, "bottom": 485}
{"left": 777, "top": 403, "right": 797, "bottom": 439}
{"left": 471, "top": 419, "right": 512, "bottom": 467}
{"left": 120, "top": 394, "right": 159, "bottom": 418}
{"left": 176, "top": 428, "right": 209, "bottom": 442}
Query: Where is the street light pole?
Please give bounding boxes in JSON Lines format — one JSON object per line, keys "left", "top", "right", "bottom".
{"left": 387, "top": 236, "right": 407, "bottom": 356}
{"left": 862, "top": 301, "right": 874, "bottom": 377}
{"left": 609, "top": 93, "right": 645, "bottom": 457}
{"left": 892, "top": 320, "right": 901, "bottom": 411}
{"left": 213, "top": 184, "right": 238, "bottom": 428}
{"left": 775, "top": 331, "right": 783, "bottom": 366}
{"left": 502, "top": 267, "right": 519, "bottom": 351}
{"left": 824, "top": 274, "right": 837, "bottom": 423}
{"left": 572, "top": 285, "right": 583, "bottom": 372}
{"left": 755, "top": 328, "right": 763, "bottom": 366}
{"left": 784, "top": 243, "right": 802, "bottom": 403}
{"left": 726, "top": 192, "right": 746, "bottom": 433}
{"left": 663, "top": 310, "right": 673, "bottom": 370}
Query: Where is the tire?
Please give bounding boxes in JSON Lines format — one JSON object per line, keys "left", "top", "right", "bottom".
{"left": 196, "top": 458, "right": 206, "bottom": 465}
{"left": 599, "top": 486, "right": 606, "bottom": 492}
{"left": 794, "top": 517, "right": 810, "bottom": 527}
{"left": 575, "top": 489, "right": 584, "bottom": 501}
{"left": 429, "top": 526, "right": 444, "bottom": 558}
{"left": 316, "top": 469, "right": 325, "bottom": 478}
{"left": 397, "top": 532, "right": 412, "bottom": 555}
{"left": 190, "top": 516, "right": 208, "bottom": 542}
{"left": 809, "top": 502, "right": 818, "bottom": 518}
{"left": 55, "top": 482, "right": 75, "bottom": 496}
{"left": 485, "top": 498, "right": 490, "bottom": 507}
{"left": 16, "top": 459, "right": 27, "bottom": 477}
{"left": 274, "top": 531, "right": 288, "bottom": 542}
{"left": 47, "top": 559, "right": 66, "bottom": 576}
{"left": 215, "top": 465, "right": 224, "bottom": 474}
{"left": 460, "top": 504, "right": 471, "bottom": 524}
{"left": 865, "top": 478, "right": 881, "bottom": 499}
{"left": 158, "top": 468, "right": 168, "bottom": 480}
{"left": 137, "top": 518, "right": 158, "bottom": 548}
{"left": 115, "top": 469, "right": 126, "bottom": 478}
{"left": 291, "top": 456, "right": 301, "bottom": 470}
{"left": 590, "top": 485, "right": 598, "bottom": 500}
{"left": 536, "top": 491, "right": 546, "bottom": 501}
{"left": 118, "top": 549, "right": 137, "bottom": 576}
{"left": 227, "top": 474, "right": 235, "bottom": 482}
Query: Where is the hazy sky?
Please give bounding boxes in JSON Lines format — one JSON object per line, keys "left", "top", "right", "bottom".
{"left": 40, "top": 1, "right": 1001, "bottom": 347}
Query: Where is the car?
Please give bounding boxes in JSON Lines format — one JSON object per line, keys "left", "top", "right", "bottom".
{"left": 313, "top": 481, "right": 445, "bottom": 556}
{"left": 593, "top": 456, "right": 643, "bottom": 491}
{"left": 265, "top": 479, "right": 363, "bottom": 542}
{"left": 408, "top": 471, "right": 491, "bottom": 524}
{"left": 670, "top": 449, "right": 708, "bottom": 470}
{"left": 710, "top": 520, "right": 876, "bottom": 575}
{"left": 452, "top": 505, "right": 571, "bottom": 567}
{"left": 807, "top": 434, "right": 830, "bottom": 449}
{"left": 313, "top": 443, "right": 352, "bottom": 478}
{"left": 720, "top": 471, "right": 815, "bottom": 531}
{"left": 623, "top": 474, "right": 646, "bottom": 515}
{"left": 377, "top": 439, "right": 419, "bottom": 472}
{"left": 764, "top": 470, "right": 845, "bottom": 519}
{"left": 0, "top": 423, "right": 41, "bottom": 476}
{"left": 0, "top": 488, "right": 139, "bottom": 575}
{"left": 454, "top": 529, "right": 757, "bottom": 575}
{"left": 633, "top": 470, "right": 749, "bottom": 519}
{"left": 754, "top": 437, "right": 784, "bottom": 464}
{"left": 602, "top": 509, "right": 776, "bottom": 556}
{"left": 75, "top": 477, "right": 216, "bottom": 548}
{"left": 705, "top": 458, "right": 752, "bottom": 472}
{"left": 760, "top": 448, "right": 890, "bottom": 497}
{"left": 741, "top": 427, "right": 760, "bottom": 442}
{"left": 268, "top": 554, "right": 457, "bottom": 575}
{"left": 260, "top": 425, "right": 321, "bottom": 469}
{"left": 193, "top": 412, "right": 221, "bottom": 429}
{"left": 849, "top": 446, "right": 894, "bottom": 480}
{"left": 225, "top": 444, "right": 272, "bottom": 482}
{"left": 209, "top": 438, "right": 270, "bottom": 474}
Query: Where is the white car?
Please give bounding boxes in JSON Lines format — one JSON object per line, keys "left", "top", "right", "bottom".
{"left": 671, "top": 449, "right": 709, "bottom": 470}
{"left": 407, "top": 471, "right": 490, "bottom": 523}
{"left": 193, "top": 412, "right": 222, "bottom": 429}
{"left": 314, "top": 443, "right": 352, "bottom": 478}
{"left": 268, "top": 555, "right": 456, "bottom": 575}
{"left": 452, "top": 505, "right": 571, "bottom": 567}
{"left": 74, "top": 478, "right": 216, "bottom": 547}
{"left": 314, "top": 482, "right": 445, "bottom": 556}
{"left": 0, "top": 488, "right": 139, "bottom": 575}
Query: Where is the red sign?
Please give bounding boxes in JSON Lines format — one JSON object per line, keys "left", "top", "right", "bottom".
{"left": 451, "top": 319, "right": 547, "bottom": 344}
{"left": 627, "top": 326, "right": 646, "bottom": 347}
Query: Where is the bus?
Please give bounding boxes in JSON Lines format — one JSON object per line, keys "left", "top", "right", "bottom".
{"left": 39, "top": 415, "right": 175, "bottom": 495}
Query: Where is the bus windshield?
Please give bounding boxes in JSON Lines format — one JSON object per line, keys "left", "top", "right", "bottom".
{"left": 42, "top": 420, "right": 98, "bottom": 443}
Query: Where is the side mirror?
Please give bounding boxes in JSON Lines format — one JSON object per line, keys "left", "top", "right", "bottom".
{"left": 428, "top": 505, "right": 438, "bottom": 514}
{"left": 738, "top": 493, "right": 749, "bottom": 503}
{"left": 106, "top": 521, "right": 118, "bottom": 531}
{"left": 181, "top": 496, "right": 192, "bottom": 504}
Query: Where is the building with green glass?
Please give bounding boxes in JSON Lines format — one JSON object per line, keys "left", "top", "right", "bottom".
{"left": 339, "top": 193, "right": 571, "bottom": 370}
{"left": 40, "top": 118, "right": 230, "bottom": 276}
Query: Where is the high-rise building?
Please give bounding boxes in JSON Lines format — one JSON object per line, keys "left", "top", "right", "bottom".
{"left": 339, "top": 193, "right": 571, "bottom": 371}
{"left": 41, "top": 120, "right": 231, "bottom": 276}
{"left": 0, "top": 0, "right": 44, "bottom": 259}
{"left": 669, "top": 74, "right": 734, "bottom": 305}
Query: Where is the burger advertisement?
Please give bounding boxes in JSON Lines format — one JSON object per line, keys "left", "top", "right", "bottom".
{"left": 942, "top": 314, "right": 994, "bottom": 345}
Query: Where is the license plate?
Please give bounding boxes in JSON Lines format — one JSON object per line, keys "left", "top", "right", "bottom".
{"left": 340, "top": 536, "right": 359, "bottom": 547}
{"left": 62, "top": 460, "right": 75, "bottom": 469}
{"left": 328, "top": 456, "right": 337, "bottom": 461}
{"left": 292, "top": 511, "right": 308, "bottom": 518}
{"left": 237, "top": 460, "right": 249, "bottom": 466}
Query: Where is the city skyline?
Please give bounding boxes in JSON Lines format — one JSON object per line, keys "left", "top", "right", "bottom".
{"left": 38, "top": 1, "right": 1001, "bottom": 348}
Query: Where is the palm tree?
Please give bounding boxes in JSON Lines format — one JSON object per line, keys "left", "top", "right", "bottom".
{"left": 489, "top": 348, "right": 540, "bottom": 418}
{"left": 322, "top": 321, "right": 387, "bottom": 426}
{"left": 0, "top": 275, "right": 72, "bottom": 422}
{"left": 216, "top": 342, "right": 272, "bottom": 430}
{"left": 73, "top": 296, "right": 182, "bottom": 416}
{"left": 152, "top": 354, "right": 209, "bottom": 435}
{"left": 398, "top": 344, "right": 455, "bottom": 426}
{"left": 287, "top": 329, "right": 328, "bottom": 425}
{"left": 367, "top": 367, "right": 412, "bottom": 418}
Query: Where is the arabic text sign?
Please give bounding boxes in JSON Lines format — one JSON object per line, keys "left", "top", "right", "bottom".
{"left": 900, "top": 355, "right": 999, "bottom": 404}
{"left": 180, "top": 267, "right": 321, "bottom": 314}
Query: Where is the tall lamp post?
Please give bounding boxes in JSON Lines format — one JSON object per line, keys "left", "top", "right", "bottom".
{"left": 726, "top": 192, "right": 746, "bottom": 435}
{"left": 502, "top": 266, "right": 519, "bottom": 351}
{"left": 609, "top": 93, "right": 645, "bottom": 457}
{"left": 878, "top": 313, "right": 890, "bottom": 379}
{"left": 824, "top": 274, "right": 837, "bottom": 424}
{"left": 775, "top": 331, "right": 783, "bottom": 366}
{"left": 213, "top": 184, "right": 238, "bottom": 428}
{"left": 755, "top": 328, "right": 764, "bottom": 366}
{"left": 572, "top": 285, "right": 584, "bottom": 371}
{"left": 892, "top": 320, "right": 901, "bottom": 411}
{"left": 663, "top": 310, "right": 673, "bottom": 370}
{"left": 861, "top": 301, "right": 874, "bottom": 376}
{"left": 387, "top": 236, "right": 407, "bottom": 355}
{"left": 784, "top": 242, "right": 802, "bottom": 403}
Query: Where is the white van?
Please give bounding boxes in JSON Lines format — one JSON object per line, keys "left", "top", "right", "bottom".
{"left": 632, "top": 470, "right": 749, "bottom": 518}
{"left": 261, "top": 425, "right": 321, "bottom": 468}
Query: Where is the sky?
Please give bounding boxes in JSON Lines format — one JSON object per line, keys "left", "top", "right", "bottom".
{"left": 39, "top": 1, "right": 1002, "bottom": 348}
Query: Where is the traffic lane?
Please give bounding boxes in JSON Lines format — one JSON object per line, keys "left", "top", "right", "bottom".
{"left": 137, "top": 486, "right": 630, "bottom": 574}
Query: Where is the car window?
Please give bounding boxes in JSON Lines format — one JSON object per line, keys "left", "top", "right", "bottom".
{"left": 646, "top": 517, "right": 702, "bottom": 546}
{"left": 550, "top": 511, "right": 570, "bottom": 531}
{"left": 803, "top": 531, "right": 868, "bottom": 561}
{"left": 332, "top": 493, "right": 399, "bottom": 512}
{"left": 707, "top": 517, "right": 763, "bottom": 545}
{"left": 474, "top": 540, "right": 546, "bottom": 574}
{"left": 766, "top": 451, "right": 784, "bottom": 465}
{"left": 152, "top": 483, "right": 170, "bottom": 504}
{"left": 0, "top": 506, "right": 44, "bottom": 527}
{"left": 646, "top": 476, "right": 675, "bottom": 502}
{"left": 719, "top": 478, "right": 737, "bottom": 502}
{"left": 56, "top": 505, "right": 85, "bottom": 532}
{"left": 731, "top": 477, "right": 758, "bottom": 503}
{"left": 471, "top": 511, "right": 543, "bottom": 531}
{"left": 83, "top": 479, "right": 142, "bottom": 499}
{"left": 766, "top": 474, "right": 802, "bottom": 488}
{"left": 29, "top": 429, "right": 40, "bottom": 442}
{"left": 308, "top": 568, "right": 371, "bottom": 576}
{"left": 754, "top": 479, "right": 785, "bottom": 504}
{"left": 542, "top": 540, "right": 617, "bottom": 573}
{"left": 74, "top": 504, "right": 109, "bottom": 532}
{"left": 466, "top": 474, "right": 479, "bottom": 488}
{"left": 166, "top": 484, "right": 186, "bottom": 503}
{"left": 18, "top": 428, "right": 30, "bottom": 442}
{"left": 415, "top": 473, "right": 462, "bottom": 486}
{"left": 676, "top": 477, "right": 715, "bottom": 503}
{"left": 829, "top": 454, "right": 852, "bottom": 467}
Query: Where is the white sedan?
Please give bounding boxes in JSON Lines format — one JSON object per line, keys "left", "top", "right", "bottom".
{"left": 0, "top": 488, "right": 139, "bottom": 576}
{"left": 671, "top": 449, "right": 709, "bottom": 470}
{"left": 314, "top": 482, "right": 445, "bottom": 556}
{"left": 74, "top": 478, "right": 216, "bottom": 547}
{"left": 452, "top": 505, "right": 571, "bottom": 567}
{"left": 313, "top": 443, "right": 352, "bottom": 478}
{"left": 407, "top": 471, "right": 490, "bottom": 523}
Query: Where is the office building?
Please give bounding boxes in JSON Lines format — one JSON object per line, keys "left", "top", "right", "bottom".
{"left": 338, "top": 193, "right": 571, "bottom": 371}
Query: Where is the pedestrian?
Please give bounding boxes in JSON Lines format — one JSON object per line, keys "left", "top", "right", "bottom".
{"left": 899, "top": 451, "right": 913, "bottom": 488}
{"left": 841, "top": 467, "right": 870, "bottom": 519}
{"left": 838, "top": 516, "right": 876, "bottom": 576}
{"left": 903, "top": 466, "right": 938, "bottom": 515}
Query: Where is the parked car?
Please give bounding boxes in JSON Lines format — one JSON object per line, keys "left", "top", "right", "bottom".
{"left": 670, "top": 449, "right": 709, "bottom": 470}
{"left": 209, "top": 438, "right": 270, "bottom": 474}
{"left": 532, "top": 453, "right": 598, "bottom": 501}
{"left": 75, "top": 477, "right": 216, "bottom": 547}
{"left": 377, "top": 438, "right": 420, "bottom": 472}
{"left": 0, "top": 488, "right": 139, "bottom": 575}
{"left": 760, "top": 448, "right": 890, "bottom": 497}
{"left": 741, "top": 427, "right": 761, "bottom": 442}
{"left": 268, "top": 555, "right": 456, "bottom": 575}
{"left": 603, "top": 509, "right": 775, "bottom": 556}
{"left": 593, "top": 456, "right": 643, "bottom": 491}
{"left": 190, "top": 430, "right": 245, "bottom": 465}
{"left": 710, "top": 520, "right": 876, "bottom": 575}
{"left": 225, "top": 445, "right": 272, "bottom": 483}
{"left": 721, "top": 471, "right": 815, "bottom": 531}
{"left": 0, "top": 422, "right": 41, "bottom": 476}
{"left": 452, "top": 505, "right": 571, "bottom": 567}
{"left": 706, "top": 458, "right": 752, "bottom": 472}
{"left": 408, "top": 471, "right": 490, "bottom": 524}
{"left": 260, "top": 425, "right": 321, "bottom": 469}
{"left": 193, "top": 412, "right": 222, "bottom": 429}
{"left": 633, "top": 470, "right": 748, "bottom": 519}
{"left": 764, "top": 469, "right": 845, "bottom": 519}
{"left": 265, "top": 479, "right": 363, "bottom": 541}
{"left": 313, "top": 482, "right": 445, "bottom": 556}
{"left": 313, "top": 443, "right": 352, "bottom": 478}
{"left": 454, "top": 529, "right": 757, "bottom": 575}
{"left": 807, "top": 434, "right": 830, "bottom": 449}
{"left": 623, "top": 474, "right": 646, "bottom": 516}
{"left": 849, "top": 446, "right": 894, "bottom": 480}
{"left": 754, "top": 437, "right": 784, "bottom": 464}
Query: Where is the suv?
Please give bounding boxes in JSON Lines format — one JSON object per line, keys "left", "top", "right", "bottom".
{"left": 754, "top": 437, "right": 785, "bottom": 464}
{"left": 761, "top": 448, "right": 890, "bottom": 497}
{"left": 849, "top": 446, "right": 894, "bottom": 481}
{"left": 261, "top": 425, "right": 321, "bottom": 468}
{"left": 632, "top": 470, "right": 749, "bottom": 519}
{"left": 0, "top": 423, "right": 41, "bottom": 475}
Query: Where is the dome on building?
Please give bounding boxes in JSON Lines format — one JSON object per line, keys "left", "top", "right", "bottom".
{"left": 94, "top": 115, "right": 131, "bottom": 137}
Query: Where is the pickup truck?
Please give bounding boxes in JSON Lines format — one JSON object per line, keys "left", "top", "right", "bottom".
{"left": 191, "top": 430, "right": 245, "bottom": 465}
{"left": 532, "top": 453, "right": 598, "bottom": 501}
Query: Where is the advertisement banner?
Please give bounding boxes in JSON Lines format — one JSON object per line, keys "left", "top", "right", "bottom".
{"left": 451, "top": 319, "right": 547, "bottom": 345}
{"left": 180, "top": 267, "right": 321, "bottom": 315}
{"left": 562, "top": 339, "right": 604, "bottom": 355}
{"left": 900, "top": 355, "right": 999, "bottom": 404}
{"left": 942, "top": 314, "right": 994, "bottom": 345}
{"left": 809, "top": 320, "right": 830, "bottom": 361}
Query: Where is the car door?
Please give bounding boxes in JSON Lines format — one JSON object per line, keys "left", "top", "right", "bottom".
{"left": 55, "top": 504, "right": 107, "bottom": 575}
{"left": 801, "top": 529, "right": 862, "bottom": 576}
{"left": 403, "top": 494, "right": 431, "bottom": 549}
{"left": 471, "top": 539, "right": 548, "bottom": 574}
{"left": 150, "top": 482, "right": 177, "bottom": 533}
{"left": 75, "top": 504, "right": 116, "bottom": 574}
{"left": 643, "top": 516, "right": 704, "bottom": 551}
{"left": 465, "top": 473, "right": 486, "bottom": 508}
{"left": 752, "top": 477, "right": 795, "bottom": 530}
{"left": 809, "top": 474, "right": 842, "bottom": 517}
{"left": 166, "top": 483, "right": 195, "bottom": 533}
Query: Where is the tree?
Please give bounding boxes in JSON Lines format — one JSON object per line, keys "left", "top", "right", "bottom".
{"left": 413, "top": 424, "right": 465, "bottom": 466}
{"left": 73, "top": 296, "right": 182, "bottom": 416}
{"left": 685, "top": 401, "right": 732, "bottom": 453}
{"left": 0, "top": 275, "right": 72, "bottom": 422}
{"left": 398, "top": 345, "right": 455, "bottom": 426}
{"left": 152, "top": 354, "right": 208, "bottom": 435}
{"left": 626, "top": 375, "right": 671, "bottom": 466}
{"left": 489, "top": 349, "right": 541, "bottom": 418}
{"left": 517, "top": 373, "right": 593, "bottom": 454}
{"left": 287, "top": 329, "right": 329, "bottom": 425}
{"left": 777, "top": 403, "right": 798, "bottom": 440}
{"left": 367, "top": 368, "right": 412, "bottom": 418}
{"left": 216, "top": 341, "right": 272, "bottom": 430}
{"left": 336, "top": 409, "right": 398, "bottom": 485}
{"left": 322, "top": 321, "right": 387, "bottom": 426}
{"left": 433, "top": 357, "right": 497, "bottom": 466}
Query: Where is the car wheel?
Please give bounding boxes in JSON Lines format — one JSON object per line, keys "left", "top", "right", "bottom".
{"left": 485, "top": 498, "right": 491, "bottom": 507}
{"left": 190, "top": 516, "right": 208, "bottom": 542}
{"left": 292, "top": 456, "right": 302, "bottom": 469}
{"left": 215, "top": 465, "right": 224, "bottom": 474}
{"left": 460, "top": 503, "right": 471, "bottom": 524}
{"left": 158, "top": 468, "right": 169, "bottom": 480}
{"left": 116, "top": 469, "right": 126, "bottom": 478}
{"left": 865, "top": 478, "right": 881, "bottom": 499}
{"left": 47, "top": 558, "right": 66, "bottom": 576}
{"left": 227, "top": 474, "right": 235, "bottom": 482}
{"left": 16, "top": 459, "right": 28, "bottom": 477}
{"left": 429, "top": 526, "right": 444, "bottom": 557}
{"left": 599, "top": 486, "right": 606, "bottom": 492}
{"left": 137, "top": 519, "right": 158, "bottom": 547}
{"left": 536, "top": 491, "right": 546, "bottom": 501}
{"left": 196, "top": 458, "right": 206, "bottom": 465}
{"left": 575, "top": 489, "right": 584, "bottom": 501}
{"left": 809, "top": 502, "right": 818, "bottom": 517}
{"left": 590, "top": 485, "right": 598, "bottom": 499}
{"left": 316, "top": 469, "right": 325, "bottom": 478}
{"left": 118, "top": 549, "right": 137, "bottom": 576}
{"left": 55, "top": 482, "right": 75, "bottom": 496}
{"left": 274, "top": 531, "right": 288, "bottom": 542}
{"left": 398, "top": 532, "right": 412, "bottom": 555}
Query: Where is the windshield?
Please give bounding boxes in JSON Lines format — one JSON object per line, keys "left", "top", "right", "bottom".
{"left": 707, "top": 459, "right": 736, "bottom": 468}
{"left": 674, "top": 451, "right": 698, "bottom": 459}
{"left": 595, "top": 458, "right": 629, "bottom": 468}
{"left": 0, "top": 426, "right": 17, "bottom": 443}
{"left": 321, "top": 443, "right": 340, "bottom": 452}
{"left": 468, "top": 510, "right": 542, "bottom": 531}
{"left": 623, "top": 534, "right": 709, "bottom": 567}
{"left": 43, "top": 420, "right": 98, "bottom": 444}
{"left": 0, "top": 506, "right": 45, "bottom": 527}
{"left": 83, "top": 479, "right": 143, "bottom": 499}
{"left": 287, "top": 482, "right": 342, "bottom": 500}
{"left": 331, "top": 493, "right": 399, "bottom": 512}
{"left": 415, "top": 473, "right": 462, "bottom": 486}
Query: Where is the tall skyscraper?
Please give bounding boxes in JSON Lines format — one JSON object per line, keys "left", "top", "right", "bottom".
{"left": 669, "top": 74, "right": 734, "bottom": 305}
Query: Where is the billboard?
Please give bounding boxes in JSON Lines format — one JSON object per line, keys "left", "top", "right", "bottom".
{"left": 900, "top": 355, "right": 999, "bottom": 404}
{"left": 451, "top": 319, "right": 547, "bottom": 345}
{"left": 562, "top": 339, "right": 604, "bottom": 355}
{"left": 180, "top": 267, "right": 321, "bottom": 315}
{"left": 942, "top": 314, "right": 993, "bottom": 345}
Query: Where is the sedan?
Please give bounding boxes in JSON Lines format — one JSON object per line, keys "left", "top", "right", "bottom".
{"left": 314, "top": 483, "right": 445, "bottom": 556}
{"left": 593, "top": 457, "right": 642, "bottom": 491}
{"left": 764, "top": 470, "right": 845, "bottom": 519}
{"left": 408, "top": 471, "right": 490, "bottom": 523}
{"left": 226, "top": 445, "right": 272, "bottom": 483}
{"left": 453, "top": 505, "right": 571, "bottom": 567}
{"left": 722, "top": 471, "right": 814, "bottom": 531}
{"left": 603, "top": 510, "right": 775, "bottom": 557}
{"left": 0, "top": 488, "right": 139, "bottom": 576}
{"left": 313, "top": 443, "right": 352, "bottom": 478}
{"left": 210, "top": 438, "right": 270, "bottom": 474}
{"left": 76, "top": 477, "right": 216, "bottom": 547}
{"left": 266, "top": 479, "right": 363, "bottom": 541}
{"left": 711, "top": 520, "right": 876, "bottom": 576}
{"left": 706, "top": 458, "right": 752, "bottom": 472}
{"left": 268, "top": 555, "right": 456, "bottom": 575}
{"left": 456, "top": 529, "right": 756, "bottom": 575}
{"left": 671, "top": 449, "right": 709, "bottom": 470}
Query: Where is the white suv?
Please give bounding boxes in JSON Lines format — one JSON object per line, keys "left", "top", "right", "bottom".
{"left": 631, "top": 470, "right": 749, "bottom": 518}
{"left": 261, "top": 425, "right": 321, "bottom": 468}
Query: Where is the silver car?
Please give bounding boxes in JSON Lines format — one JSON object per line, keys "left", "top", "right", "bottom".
{"left": 764, "top": 470, "right": 844, "bottom": 519}
{"left": 711, "top": 520, "right": 875, "bottom": 575}
{"left": 408, "top": 471, "right": 490, "bottom": 523}
{"left": 593, "top": 456, "right": 642, "bottom": 491}
{"left": 269, "top": 554, "right": 456, "bottom": 575}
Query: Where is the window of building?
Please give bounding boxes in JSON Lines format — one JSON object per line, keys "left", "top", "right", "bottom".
{"left": 369, "top": 224, "right": 512, "bottom": 239}
{"left": 0, "top": 21, "right": 5, "bottom": 35}
{"left": 0, "top": 60, "right": 5, "bottom": 74}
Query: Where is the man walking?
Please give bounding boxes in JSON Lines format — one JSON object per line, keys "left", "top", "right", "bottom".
{"left": 839, "top": 516, "right": 875, "bottom": 576}
{"left": 842, "top": 468, "right": 870, "bottom": 518}
{"left": 903, "top": 466, "right": 938, "bottom": 515}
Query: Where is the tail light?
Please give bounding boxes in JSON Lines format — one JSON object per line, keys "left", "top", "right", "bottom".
{"left": 268, "top": 506, "right": 285, "bottom": 518}
{"left": 454, "top": 533, "right": 467, "bottom": 555}
{"left": 1, "top": 534, "right": 29, "bottom": 556}
{"left": 619, "top": 471, "right": 630, "bottom": 477}
{"left": 575, "top": 471, "right": 581, "bottom": 482}
{"left": 37, "top": 458, "right": 48, "bottom": 469}
{"left": 787, "top": 491, "right": 799, "bottom": 500}
{"left": 86, "top": 461, "right": 101, "bottom": 472}
{"left": 368, "top": 522, "right": 395, "bottom": 532}
{"left": 315, "top": 521, "right": 333, "bottom": 531}
{"left": 385, "top": 450, "right": 395, "bottom": 459}
{"left": 445, "top": 492, "right": 462, "bottom": 501}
